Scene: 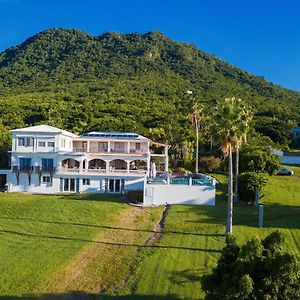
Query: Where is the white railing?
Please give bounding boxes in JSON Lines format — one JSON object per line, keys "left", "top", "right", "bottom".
{"left": 73, "top": 147, "right": 145, "bottom": 154}
{"left": 57, "top": 168, "right": 146, "bottom": 175}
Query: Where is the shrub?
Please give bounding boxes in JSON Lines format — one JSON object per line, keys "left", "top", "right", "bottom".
{"left": 239, "top": 147, "right": 281, "bottom": 175}
{"left": 201, "top": 231, "right": 300, "bottom": 300}
{"left": 199, "top": 156, "right": 221, "bottom": 172}
{"left": 238, "top": 172, "right": 268, "bottom": 203}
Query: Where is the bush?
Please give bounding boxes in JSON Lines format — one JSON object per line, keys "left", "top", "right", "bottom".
{"left": 201, "top": 231, "right": 300, "bottom": 300}
{"left": 239, "top": 147, "right": 281, "bottom": 175}
{"left": 199, "top": 156, "right": 221, "bottom": 172}
{"left": 238, "top": 172, "right": 268, "bottom": 203}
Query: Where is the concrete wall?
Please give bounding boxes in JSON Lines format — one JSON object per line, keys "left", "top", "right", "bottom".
{"left": 143, "top": 183, "right": 216, "bottom": 206}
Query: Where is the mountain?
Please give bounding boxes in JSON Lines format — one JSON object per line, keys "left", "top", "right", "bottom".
{"left": 0, "top": 28, "right": 299, "bottom": 166}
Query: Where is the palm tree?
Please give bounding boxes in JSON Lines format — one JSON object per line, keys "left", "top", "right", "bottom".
{"left": 190, "top": 103, "right": 204, "bottom": 174}
{"left": 234, "top": 106, "right": 253, "bottom": 203}
{"left": 213, "top": 97, "right": 251, "bottom": 234}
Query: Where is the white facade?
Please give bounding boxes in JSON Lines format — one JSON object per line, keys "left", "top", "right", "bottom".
{"left": 6, "top": 125, "right": 169, "bottom": 194}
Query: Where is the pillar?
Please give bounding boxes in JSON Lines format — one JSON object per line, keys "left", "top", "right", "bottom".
{"left": 164, "top": 146, "right": 169, "bottom": 172}
{"left": 107, "top": 141, "right": 111, "bottom": 153}
{"left": 127, "top": 161, "right": 130, "bottom": 173}
{"left": 127, "top": 141, "right": 130, "bottom": 153}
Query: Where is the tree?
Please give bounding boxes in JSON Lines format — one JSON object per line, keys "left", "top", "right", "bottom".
{"left": 234, "top": 103, "right": 253, "bottom": 203}
{"left": 189, "top": 103, "right": 204, "bottom": 173}
{"left": 238, "top": 172, "right": 268, "bottom": 203}
{"left": 213, "top": 97, "right": 250, "bottom": 234}
{"left": 201, "top": 231, "right": 300, "bottom": 300}
{"left": 239, "top": 146, "right": 281, "bottom": 175}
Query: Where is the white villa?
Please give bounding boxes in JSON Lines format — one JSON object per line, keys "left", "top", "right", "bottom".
{"left": 0, "top": 124, "right": 216, "bottom": 206}
{"left": 4, "top": 125, "right": 169, "bottom": 194}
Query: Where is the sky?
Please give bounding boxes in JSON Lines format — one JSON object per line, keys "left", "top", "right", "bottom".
{"left": 0, "top": 0, "right": 299, "bottom": 91}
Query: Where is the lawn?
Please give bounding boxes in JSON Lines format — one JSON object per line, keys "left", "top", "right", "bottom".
{"left": 0, "top": 193, "right": 128, "bottom": 298}
{"left": 114, "top": 167, "right": 300, "bottom": 300}
{"left": 0, "top": 167, "right": 299, "bottom": 300}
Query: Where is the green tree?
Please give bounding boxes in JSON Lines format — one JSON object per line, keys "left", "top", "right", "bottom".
{"left": 201, "top": 231, "right": 300, "bottom": 300}
{"left": 213, "top": 97, "right": 250, "bottom": 234}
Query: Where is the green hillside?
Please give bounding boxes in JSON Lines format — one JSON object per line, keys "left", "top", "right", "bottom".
{"left": 0, "top": 28, "right": 299, "bottom": 166}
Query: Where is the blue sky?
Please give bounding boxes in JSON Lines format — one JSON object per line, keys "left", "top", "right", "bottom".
{"left": 0, "top": 0, "right": 299, "bottom": 91}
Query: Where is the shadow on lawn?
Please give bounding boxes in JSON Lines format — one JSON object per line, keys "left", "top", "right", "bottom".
{"left": 0, "top": 292, "right": 181, "bottom": 300}
{"left": 0, "top": 216, "right": 224, "bottom": 238}
{"left": 169, "top": 269, "right": 204, "bottom": 286}
{"left": 0, "top": 228, "right": 222, "bottom": 253}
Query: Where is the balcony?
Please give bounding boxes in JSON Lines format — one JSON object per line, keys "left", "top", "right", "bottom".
{"left": 34, "top": 166, "right": 56, "bottom": 173}
{"left": 12, "top": 166, "right": 33, "bottom": 172}
{"left": 57, "top": 167, "right": 146, "bottom": 176}
{"left": 72, "top": 147, "right": 145, "bottom": 155}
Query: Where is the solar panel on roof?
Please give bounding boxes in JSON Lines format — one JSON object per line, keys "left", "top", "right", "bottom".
{"left": 80, "top": 132, "right": 140, "bottom": 139}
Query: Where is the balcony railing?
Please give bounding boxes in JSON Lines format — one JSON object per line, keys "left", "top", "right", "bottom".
{"left": 72, "top": 147, "right": 145, "bottom": 154}
{"left": 34, "top": 166, "right": 56, "bottom": 173}
{"left": 57, "top": 167, "right": 146, "bottom": 175}
{"left": 12, "top": 166, "right": 33, "bottom": 172}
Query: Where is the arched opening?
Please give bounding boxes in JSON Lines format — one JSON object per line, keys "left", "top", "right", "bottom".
{"left": 109, "top": 159, "right": 127, "bottom": 171}
{"left": 88, "top": 159, "right": 106, "bottom": 170}
{"left": 62, "top": 158, "right": 80, "bottom": 170}
{"left": 130, "top": 160, "right": 147, "bottom": 172}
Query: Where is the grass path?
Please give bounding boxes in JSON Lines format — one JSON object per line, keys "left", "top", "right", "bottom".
{"left": 45, "top": 205, "right": 164, "bottom": 297}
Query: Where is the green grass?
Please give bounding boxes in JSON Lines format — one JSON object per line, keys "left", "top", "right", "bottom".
{"left": 0, "top": 193, "right": 127, "bottom": 297}
{"left": 117, "top": 168, "right": 300, "bottom": 300}
{"left": 0, "top": 167, "right": 299, "bottom": 300}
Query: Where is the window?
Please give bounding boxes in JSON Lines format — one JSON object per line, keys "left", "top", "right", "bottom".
{"left": 41, "top": 159, "right": 53, "bottom": 171}
{"left": 82, "top": 178, "right": 90, "bottom": 185}
{"left": 48, "top": 142, "right": 55, "bottom": 147}
{"left": 63, "top": 178, "right": 75, "bottom": 192}
{"left": 135, "top": 143, "right": 141, "bottom": 151}
{"left": 18, "top": 138, "right": 25, "bottom": 146}
{"left": 42, "top": 176, "right": 51, "bottom": 183}
{"left": 61, "top": 139, "right": 66, "bottom": 148}
{"left": 19, "top": 158, "right": 31, "bottom": 170}
{"left": 17, "top": 137, "right": 34, "bottom": 147}
{"left": 115, "top": 142, "right": 124, "bottom": 150}
{"left": 26, "top": 137, "right": 34, "bottom": 147}
{"left": 38, "top": 141, "right": 46, "bottom": 147}
{"left": 105, "top": 178, "right": 124, "bottom": 193}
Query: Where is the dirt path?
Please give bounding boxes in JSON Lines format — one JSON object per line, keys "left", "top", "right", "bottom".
{"left": 43, "top": 205, "right": 164, "bottom": 299}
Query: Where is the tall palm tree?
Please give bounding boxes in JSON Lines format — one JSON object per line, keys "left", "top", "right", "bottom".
{"left": 234, "top": 106, "right": 253, "bottom": 203}
{"left": 190, "top": 103, "right": 204, "bottom": 173}
{"left": 213, "top": 97, "right": 251, "bottom": 234}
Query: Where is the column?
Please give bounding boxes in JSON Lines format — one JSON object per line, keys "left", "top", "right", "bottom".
{"left": 126, "top": 161, "right": 130, "bottom": 173}
{"left": 87, "top": 141, "right": 90, "bottom": 152}
{"left": 164, "top": 146, "right": 169, "bottom": 172}
{"left": 107, "top": 141, "right": 111, "bottom": 153}
{"left": 105, "top": 160, "right": 110, "bottom": 173}
{"left": 127, "top": 141, "right": 130, "bottom": 153}
{"left": 146, "top": 156, "right": 151, "bottom": 176}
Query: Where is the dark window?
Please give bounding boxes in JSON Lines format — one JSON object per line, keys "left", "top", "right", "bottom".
{"left": 18, "top": 138, "right": 25, "bottom": 146}
{"left": 19, "top": 158, "right": 31, "bottom": 170}
{"left": 41, "top": 159, "right": 53, "bottom": 171}
{"left": 70, "top": 179, "right": 75, "bottom": 192}
{"left": 135, "top": 143, "right": 141, "bottom": 150}
{"left": 83, "top": 178, "right": 90, "bottom": 185}
{"left": 26, "top": 138, "right": 34, "bottom": 147}
{"left": 42, "top": 176, "right": 51, "bottom": 183}
{"left": 48, "top": 142, "right": 55, "bottom": 147}
{"left": 38, "top": 141, "right": 46, "bottom": 147}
